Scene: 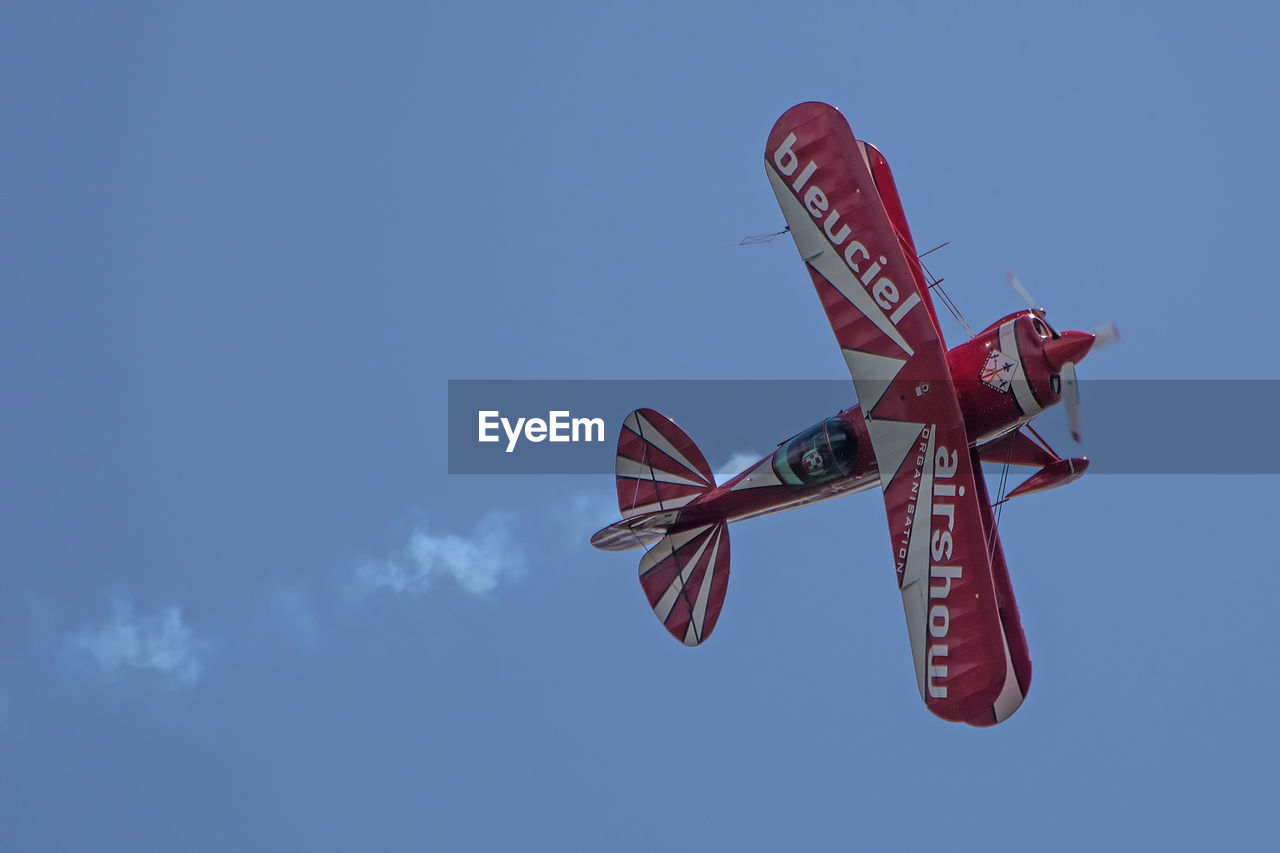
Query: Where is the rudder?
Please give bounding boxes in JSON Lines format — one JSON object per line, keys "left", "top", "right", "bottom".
{"left": 616, "top": 409, "right": 715, "bottom": 518}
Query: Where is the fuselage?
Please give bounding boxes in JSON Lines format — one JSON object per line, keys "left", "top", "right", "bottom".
{"left": 669, "top": 309, "right": 1094, "bottom": 529}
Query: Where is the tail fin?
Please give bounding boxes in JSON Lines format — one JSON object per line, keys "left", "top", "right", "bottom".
{"left": 591, "top": 409, "right": 714, "bottom": 552}
{"left": 638, "top": 521, "right": 730, "bottom": 646}
{"left": 616, "top": 408, "right": 715, "bottom": 518}
{"left": 606, "top": 410, "right": 730, "bottom": 645}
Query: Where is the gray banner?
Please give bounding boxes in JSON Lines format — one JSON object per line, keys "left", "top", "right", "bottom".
{"left": 447, "top": 380, "right": 1280, "bottom": 475}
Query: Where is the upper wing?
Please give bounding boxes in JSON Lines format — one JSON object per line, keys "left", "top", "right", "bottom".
{"left": 765, "top": 102, "right": 1025, "bottom": 725}
{"left": 858, "top": 140, "right": 946, "bottom": 343}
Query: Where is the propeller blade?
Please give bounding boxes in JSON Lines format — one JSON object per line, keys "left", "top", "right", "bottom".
{"left": 1093, "top": 322, "right": 1121, "bottom": 349}
{"left": 1062, "top": 361, "right": 1082, "bottom": 443}
{"left": 1000, "top": 270, "right": 1116, "bottom": 444}
{"left": 1005, "top": 269, "right": 1041, "bottom": 315}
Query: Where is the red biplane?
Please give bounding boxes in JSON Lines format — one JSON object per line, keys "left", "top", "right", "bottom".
{"left": 591, "top": 102, "right": 1115, "bottom": 727}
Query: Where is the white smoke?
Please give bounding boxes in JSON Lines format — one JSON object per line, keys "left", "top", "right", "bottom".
{"left": 714, "top": 450, "right": 764, "bottom": 485}
{"left": 559, "top": 487, "right": 621, "bottom": 541}
{"left": 69, "top": 600, "right": 209, "bottom": 688}
{"left": 350, "top": 512, "right": 524, "bottom": 597}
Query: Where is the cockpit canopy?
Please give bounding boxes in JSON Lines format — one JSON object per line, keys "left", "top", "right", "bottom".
{"left": 773, "top": 418, "right": 858, "bottom": 487}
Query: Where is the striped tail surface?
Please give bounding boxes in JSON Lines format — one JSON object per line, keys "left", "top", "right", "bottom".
{"left": 616, "top": 408, "right": 716, "bottom": 517}
{"left": 639, "top": 521, "right": 730, "bottom": 646}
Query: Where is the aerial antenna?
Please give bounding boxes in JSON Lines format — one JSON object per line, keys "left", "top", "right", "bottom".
{"left": 729, "top": 226, "right": 789, "bottom": 247}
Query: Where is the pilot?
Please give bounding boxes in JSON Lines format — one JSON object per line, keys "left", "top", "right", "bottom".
{"left": 801, "top": 445, "right": 827, "bottom": 478}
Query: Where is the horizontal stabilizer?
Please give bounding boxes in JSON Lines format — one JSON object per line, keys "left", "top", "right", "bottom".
{"left": 590, "top": 508, "right": 682, "bottom": 552}
{"left": 638, "top": 521, "right": 730, "bottom": 646}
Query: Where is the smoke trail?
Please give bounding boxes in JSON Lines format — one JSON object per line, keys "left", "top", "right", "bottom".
{"left": 69, "top": 599, "right": 209, "bottom": 688}
{"left": 714, "top": 450, "right": 764, "bottom": 485}
{"left": 349, "top": 512, "right": 525, "bottom": 597}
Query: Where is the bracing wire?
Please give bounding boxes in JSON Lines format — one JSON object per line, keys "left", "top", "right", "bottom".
{"left": 987, "top": 441, "right": 1015, "bottom": 555}
{"left": 730, "top": 227, "right": 789, "bottom": 246}
{"left": 918, "top": 249, "right": 976, "bottom": 339}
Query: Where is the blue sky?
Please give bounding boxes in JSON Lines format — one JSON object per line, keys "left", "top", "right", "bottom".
{"left": 4, "top": 2, "right": 1278, "bottom": 850}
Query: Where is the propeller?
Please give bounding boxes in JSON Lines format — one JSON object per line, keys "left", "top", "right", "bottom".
{"left": 1093, "top": 321, "right": 1121, "bottom": 349}
{"left": 1061, "top": 362, "right": 1082, "bottom": 443}
{"left": 1005, "top": 270, "right": 1043, "bottom": 317}
{"left": 1005, "top": 270, "right": 1120, "bottom": 444}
